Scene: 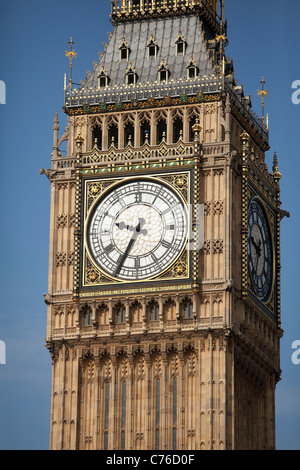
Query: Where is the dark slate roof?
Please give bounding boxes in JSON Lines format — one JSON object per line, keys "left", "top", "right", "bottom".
{"left": 66, "top": 14, "right": 220, "bottom": 107}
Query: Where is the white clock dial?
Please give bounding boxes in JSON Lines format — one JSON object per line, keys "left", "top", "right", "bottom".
{"left": 87, "top": 178, "right": 188, "bottom": 281}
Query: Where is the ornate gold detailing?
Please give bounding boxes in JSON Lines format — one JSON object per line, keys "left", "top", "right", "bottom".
{"left": 81, "top": 172, "right": 191, "bottom": 289}
{"left": 65, "top": 37, "right": 77, "bottom": 96}
{"left": 75, "top": 133, "right": 84, "bottom": 151}
{"left": 81, "top": 139, "right": 195, "bottom": 167}
{"left": 65, "top": 92, "right": 221, "bottom": 117}
{"left": 257, "top": 77, "right": 268, "bottom": 127}
{"left": 272, "top": 152, "right": 281, "bottom": 184}
{"left": 111, "top": 0, "right": 220, "bottom": 34}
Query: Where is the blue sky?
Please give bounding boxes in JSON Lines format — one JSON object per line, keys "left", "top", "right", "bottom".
{"left": 0, "top": 0, "right": 299, "bottom": 450}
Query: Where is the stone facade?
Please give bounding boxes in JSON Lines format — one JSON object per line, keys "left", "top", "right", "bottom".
{"left": 42, "top": 0, "right": 284, "bottom": 450}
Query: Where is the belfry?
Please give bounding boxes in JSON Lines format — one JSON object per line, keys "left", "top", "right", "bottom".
{"left": 42, "top": 0, "right": 286, "bottom": 450}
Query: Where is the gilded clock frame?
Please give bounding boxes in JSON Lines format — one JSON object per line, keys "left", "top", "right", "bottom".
{"left": 242, "top": 178, "right": 279, "bottom": 321}
{"left": 76, "top": 166, "right": 198, "bottom": 295}
{"left": 247, "top": 194, "right": 276, "bottom": 306}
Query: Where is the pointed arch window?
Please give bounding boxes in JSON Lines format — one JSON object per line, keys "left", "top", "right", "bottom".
{"left": 150, "top": 302, "right": 159, "bottom": 321}
{"left": 173, "top": 116, "right": 183, "bottom": 143}
{"left": 158, "top": 59, "right": 169, "bottom": 83}
{"left": 119, "top": 38, "right": 130, "bottom": 61}
{"left": 183, "top": 299, "right": 193, "bottom": 319}
{"left": 175, "top": 31, "right": 186, "bottom": 56}
{"left": 116, "top": 305, "right": 126, "bottom": 324}
{"left": 83, "top": 307, "right": 93, "bottom": 326}
{"left": 124, "top": 121, "right": 135, "bottom": 147}
{"left": 186, "top": 58, "right": 198, "bottom": 80}
{"left": 98, "top": 66, "right": 109, "bottom": 88}
{"left": 126, "top": 63, "right": 137, "bottom": 86}
{"left": 92, "top": 125, "right": 102, "bottom": 149}
{"left": 140, "top": 119, "right": 151, "bottom": 145}
{"left": 147, "top": 34, "right": 158, "bottom": 59}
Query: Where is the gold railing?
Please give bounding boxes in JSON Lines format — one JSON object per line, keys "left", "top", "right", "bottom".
{"left": 111, "top": 0, "right": 219, "bottom": 32}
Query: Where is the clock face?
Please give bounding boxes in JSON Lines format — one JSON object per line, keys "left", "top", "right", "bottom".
{"left": 86, "top": 178, "right": 188, "bottom": 281}
{"left": 248, "top": 197, "right": 274, "bottom": 302}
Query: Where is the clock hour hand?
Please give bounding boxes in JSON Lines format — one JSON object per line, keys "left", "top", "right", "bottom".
{"left": 116, "top": 220, "right": 147, "bottom": 236}
{"left": 114, "top": 218, "right": 146, "bottom": 276}
{"left": 250, "top": 236, "right": 262, "bottom": 257}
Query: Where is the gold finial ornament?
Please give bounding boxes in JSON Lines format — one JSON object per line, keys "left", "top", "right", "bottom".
{"left": 65, "top": 37, "right": 77, "bottom": 95}
{"left": 215, "top": 0, "right": 228, "bottom": 88}
{"left": 257, "top": 77, "right": 268, "bottom": 125}
{"left": 272, "top": 152, "right": 282, "bottom": 182}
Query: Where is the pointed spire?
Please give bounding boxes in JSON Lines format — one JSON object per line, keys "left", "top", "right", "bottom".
{"left": 53, "top": 110, "right": 59, "bottom": 130}
{"left": 257, "top": 77, "right": 268, "bottom": 126}
{"left": 52, "top": 111, "right": 60, "bottom": 158}
{"left": 65, "top": 37, "right": 77, "bottom": 96}
{"left": 272, "top": 152, "right": 282, "bottom": 182}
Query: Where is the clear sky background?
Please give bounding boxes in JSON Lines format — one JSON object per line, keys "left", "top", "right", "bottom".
{"left": 0, "top": 0, "right": 299, "bottom": 450}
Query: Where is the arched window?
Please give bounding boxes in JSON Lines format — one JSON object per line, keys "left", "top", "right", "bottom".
{"left": 158, "top": 60, "right": 169, "bottom": 83}
{"left": 150, "top": 302, "right": 159, "bottom": 321}
{"left": 126, "top": 63, "right": 137, "bottom": 85}
{"left": 92, "top": 125, "right": 102, "bottom": 149}
{"left": 116, "top": 305, "right": 126, "bottom": 324}
{"left": 186, "top": 58, "right": 198, "bottom": 80}
{"left": 83, "top": 307, "right": 92, "bottom": 326}
{"left": 157, "top": 118, "right": 167, "bottom": 144}
{"left": 124, "top": 122, "right": 134, "bottom": 147}
{"left": 119, "top": 38, "right": 130, "bottom": 61}
{"left": 140, "top": 120, "right": 150, "bottom": 145}
{"left": 175, "top": 31, "right": 186, "bottom": 56}
{"left": 173, "top": 117, "right": 183, "bottom": 143}
{"left": 147, "top": 34, "right": 158, "bottom": 59}
{"left": 108, "top": 123, "right": 118, "bottom": 148}
{"left": 98, "top": 66, "right": 109, "bottom": 88}
{"left": 183, "top": 300, "right": 193, "bottom": 319}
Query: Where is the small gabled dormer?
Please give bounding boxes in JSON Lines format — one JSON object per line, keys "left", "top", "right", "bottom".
{"left": 158, "top": 59, "right": 169, "bottom": 83}
{"left": 119, "top": 37, "right": 130, "bottom": 61}
{"left": 175, "top": 31, "right": 186, "bottom": 56}
{"left": 186, "top": 57, "right": 198, "bottom": 80}
{"left": 126, "top": 63, "right": 137, "bottom": 85}
{"left": 147, "top": 34, "right": 159, "bottom": 59}
{"left": 98, "top": 66, "right": 109, "bottom": 88}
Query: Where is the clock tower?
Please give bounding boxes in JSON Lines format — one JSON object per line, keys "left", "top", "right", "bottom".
{"left": 42, "top": 0, "right": 286, "bottom": 450}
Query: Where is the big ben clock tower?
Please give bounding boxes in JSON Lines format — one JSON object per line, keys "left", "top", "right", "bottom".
{"left": 42, "top": 0, "right": 286, "bottom": 451}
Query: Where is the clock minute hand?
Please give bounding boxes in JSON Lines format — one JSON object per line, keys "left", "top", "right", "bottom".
{"left": 114, "top": 218, "right": 145, "bottom": 276}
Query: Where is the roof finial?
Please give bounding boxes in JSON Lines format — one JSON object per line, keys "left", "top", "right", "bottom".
{"left": 65, "top": 37, "right": 77, "bottom": 96}
{"left": 216, "top": 0, "right": 228, "bottom": 89}
{"left": 257, "top": 76, "right": 268, "bottom": 126}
